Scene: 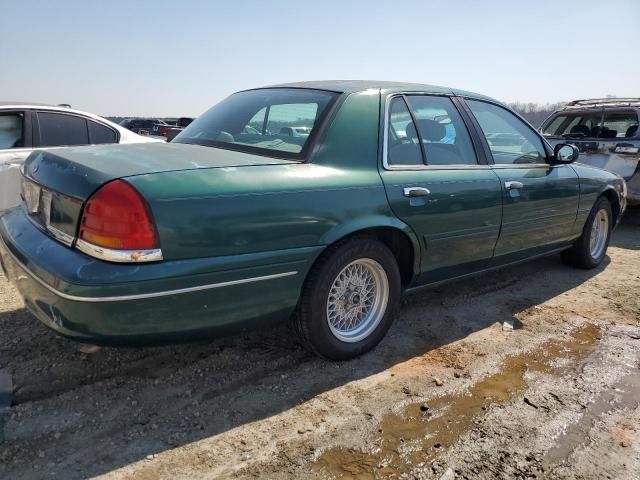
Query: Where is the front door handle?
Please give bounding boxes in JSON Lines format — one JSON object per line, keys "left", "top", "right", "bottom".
{"left": 403, "top": 187, "right": 431, "bottom": 197}
{"left": 504, "top": 181, "right": 524, "bottom": 190}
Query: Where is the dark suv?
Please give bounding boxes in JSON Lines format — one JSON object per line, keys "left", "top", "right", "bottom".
{"left": 541, "top": 98, "right": 639, "bottom": 205}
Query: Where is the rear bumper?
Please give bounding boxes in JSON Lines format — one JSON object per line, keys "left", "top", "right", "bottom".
{"left": 0, "top": 208, "right": 317, "bottom": 345}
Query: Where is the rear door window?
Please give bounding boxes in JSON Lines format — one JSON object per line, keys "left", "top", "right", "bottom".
{"left": 88, "top": 120, "right": 118, "bottom": 144}
{"left": 404, "top": 96, "right": 478, "bottom": 165}
{"left": 601, "top": 110, "right": 639, "bottom": 138}
{"left": 0, "top": 113, "right": 24, "bottom": 149}
{"left": 38, "top": 112, "right": 89, "bottom": 147}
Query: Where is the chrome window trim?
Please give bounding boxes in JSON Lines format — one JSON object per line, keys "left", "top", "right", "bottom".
{"left": 0, "top": 236, "right": 298, "bottom": 303}
{"left": 491, "top": 163, "right": 553, "bottom": 169}
{"left": 382, "top": 93, "right": 486, "bottom": 171}
{"left": 384, "top": 163, "right": 492, "bottom": 171}
{"left": 383, "top": 163, "right": 552, "bottom": 171}
{"left": 76, "top": 239, "right": 164, "bottom": 263}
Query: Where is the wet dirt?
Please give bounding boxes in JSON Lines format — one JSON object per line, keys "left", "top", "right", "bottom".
{"left": 315, "top": 324, "right": 601, "bottom": 479}
{"left": 542, "top": 365, "right": 640, "bottom": 469}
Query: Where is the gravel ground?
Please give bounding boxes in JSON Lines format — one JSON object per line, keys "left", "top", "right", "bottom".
{"left": 0, "top": 210, "right": 639, "bottom": 480}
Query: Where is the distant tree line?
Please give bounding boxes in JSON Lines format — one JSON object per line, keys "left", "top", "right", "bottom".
{"left": 507, "top": 102, "right": 567, "bottom": 128}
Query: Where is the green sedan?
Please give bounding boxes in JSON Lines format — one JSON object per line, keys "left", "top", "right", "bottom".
{"left": 0, "top": 81, "right": 627, "bottom": 360}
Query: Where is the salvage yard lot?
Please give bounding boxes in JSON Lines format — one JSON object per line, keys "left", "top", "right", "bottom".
{"left": 1, "top": 210, "right": 639, "bottom": 480}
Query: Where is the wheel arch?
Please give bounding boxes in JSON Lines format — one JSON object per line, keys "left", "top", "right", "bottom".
{"left": 600, "top": 186, "right": 622, "bottom": 224}
{"left": 317, "top": 217, "right": 420, "bottom": 288}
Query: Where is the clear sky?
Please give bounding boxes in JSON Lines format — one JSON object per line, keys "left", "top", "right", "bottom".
{"left": 1, "top": 0, "right": 638, "bottom": 117}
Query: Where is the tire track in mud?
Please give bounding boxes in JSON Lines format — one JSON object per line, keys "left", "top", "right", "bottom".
{"left": 6, "top": 318, "right": 309, "bottom": 406}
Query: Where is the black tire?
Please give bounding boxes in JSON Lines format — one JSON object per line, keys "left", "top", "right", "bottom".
{"left": 293, "top": 237, "right": 401, "bottom": 360}
{"left": 561, "top": 197, "right": 613, "bottom": 269}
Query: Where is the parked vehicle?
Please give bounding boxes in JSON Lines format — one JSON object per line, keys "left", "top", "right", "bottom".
{"left": 0, "top": 82, "right": 626, "bottom": 360}
{"left": 279, "top": 126, "right": 311, "bottom": 137}
{"left": 0, "top": 103, "right": 162, "bottom": 211}
{"left": 541, "top": 98, "right": 639, "bottom": 205}
{"left": 119, "top": 118, "right": 167, "bottom": 135}
{"left": 151, "top": 117, "right": 195, "bottom": 141}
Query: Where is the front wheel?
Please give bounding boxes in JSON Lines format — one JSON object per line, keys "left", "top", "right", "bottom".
{"left": 293, "top": 237, "right": 401, "bottom": 360}
{"left": 561, "top": 197, "right": 613, "bottom": 269}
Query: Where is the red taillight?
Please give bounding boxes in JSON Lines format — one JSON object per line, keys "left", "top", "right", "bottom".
{"left": 79, "top": 180, "right": 158, "bottom": 250}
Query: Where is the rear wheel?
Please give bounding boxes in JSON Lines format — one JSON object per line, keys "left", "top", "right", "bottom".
{"left": 561, "top": 197, "right": 613, "bottom": 269}
{"left": 294, "top": 237, "right": 401, "bottom": 360}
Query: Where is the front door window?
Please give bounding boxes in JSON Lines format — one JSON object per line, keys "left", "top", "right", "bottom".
{"left": 466, "top": 100, "right": 547, "bottom": 165}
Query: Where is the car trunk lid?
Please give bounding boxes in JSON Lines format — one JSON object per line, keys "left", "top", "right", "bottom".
{"left": 24, "top": 142, "right": 297, "bottom": 200}
{"left": 21, "top": 142, "right": 297, "bottom": 245}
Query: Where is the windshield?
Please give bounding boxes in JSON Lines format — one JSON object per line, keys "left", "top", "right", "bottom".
{"left": 173, "top": 88, "right": 338, "bottom": 159}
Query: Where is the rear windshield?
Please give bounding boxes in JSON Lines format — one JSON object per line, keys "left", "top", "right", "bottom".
{"left": 542, "top": 109, "right": 639, "bottom": 139}
{"left": 173, "top": 88, "right": 338, "bottom": 159}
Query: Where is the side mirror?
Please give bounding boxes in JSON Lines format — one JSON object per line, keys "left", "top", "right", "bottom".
{"left": 553, "top": 143, "right": 579, "bottom": 164}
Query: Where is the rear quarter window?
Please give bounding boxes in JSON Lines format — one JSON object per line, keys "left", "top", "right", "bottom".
{"left": 602, "top": 110, "right": 639, "bottom": 138}
{"left": 88, "top": 120, "right": 118, "bottom": 144}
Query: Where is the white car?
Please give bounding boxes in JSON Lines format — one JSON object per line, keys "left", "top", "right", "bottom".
{"left": 0, "top": 103, "right": 163, "bottom": 211}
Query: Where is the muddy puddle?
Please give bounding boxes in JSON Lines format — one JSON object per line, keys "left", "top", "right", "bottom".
{"left": 315, "top": 323, "right": 601, "bottom": 479}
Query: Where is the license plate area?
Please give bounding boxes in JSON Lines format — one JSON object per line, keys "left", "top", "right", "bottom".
{"left": 21, "top": 178, "right": 58, "bottom": 232}
{"left": 20, "top": 177, "right": 76, "bottom": 247}
{"left": 22, "top": 180, "right": 41, "bottom": 214}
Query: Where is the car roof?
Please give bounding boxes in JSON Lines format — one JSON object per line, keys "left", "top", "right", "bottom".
{"left": 258, "top": 80, "right": 498, "bottom": 103}
{"left": 553, "top": 98, "right": 640, "bottom": 113}
{"left": 0, "top": 103, "right": 98, "bottom": 116}
{"left": 0, "top": 101, "right": 59, "bottom": 107}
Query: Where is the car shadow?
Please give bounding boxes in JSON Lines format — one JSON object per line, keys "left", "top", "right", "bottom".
{"left": 610, "top": 207, "right": 640, "bottom": 250}
{"left": 0, "top": 224, "right": 632, "bottom": 479}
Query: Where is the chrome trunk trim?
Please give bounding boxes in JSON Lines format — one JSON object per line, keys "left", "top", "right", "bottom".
{"left": 76, "top": 239, "right": 163, "bottom": 263}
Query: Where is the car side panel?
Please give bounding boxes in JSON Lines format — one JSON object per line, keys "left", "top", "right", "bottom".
{"left": 569, "top": 163, "right": 627, "bottom": 233}
{"left": 490, "top": 164, "right": 581, "bottom": 258}
{"left": 128, "top": 163, "right": 395, "bottom": 260}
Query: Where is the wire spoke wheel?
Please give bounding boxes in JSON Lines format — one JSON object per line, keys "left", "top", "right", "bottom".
{"left": 326, "top": 258, "right": 389, "bottom": 343}
{"left": 589, "top": 208, "right": 609, "bottom": 259}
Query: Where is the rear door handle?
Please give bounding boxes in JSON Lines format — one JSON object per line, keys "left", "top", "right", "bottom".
{"left": 504, "top": 181, "right": 524, "bottom": 190}
{"left": 403, "top": 187, "right": 431, "bottom": 197}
